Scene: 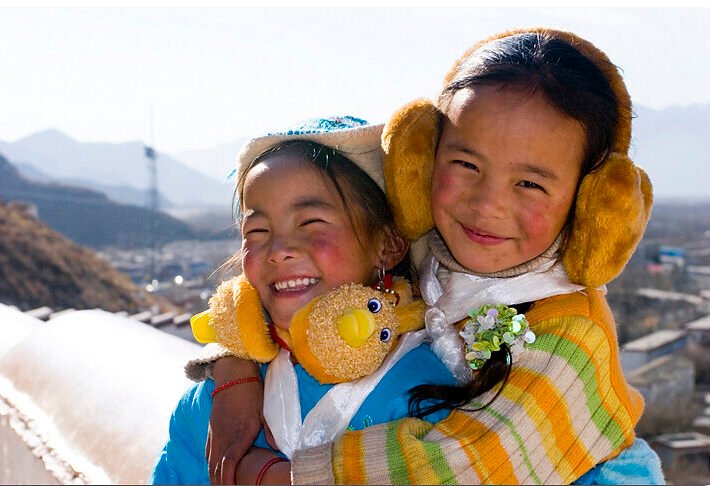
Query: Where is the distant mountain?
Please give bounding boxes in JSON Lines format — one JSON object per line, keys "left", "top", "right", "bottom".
{"left": 0, "top": 199, "right": 168, "bottom": 312}
{"left": 631, "top": 103, "right": 709, "bottom": 199}
{"left": 0, "top": 129, "right": 231, "bottom": 208}
{"left": 0, "top": 153, "right": 196, "bottom": 248}
{"left": 13, "top": 161, "right": 176, "bottom": 208}
{"left": 173, "top": 137, "right": 247, "bottom": 182}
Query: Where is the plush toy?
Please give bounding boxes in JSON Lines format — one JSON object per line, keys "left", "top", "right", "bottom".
{"left": 190, "top": 274, "right": 426, "bottom": 384}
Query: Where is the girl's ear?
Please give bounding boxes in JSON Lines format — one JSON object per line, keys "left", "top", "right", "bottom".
{"left": 378, "top": 229, "right": 409, "bottom": 271}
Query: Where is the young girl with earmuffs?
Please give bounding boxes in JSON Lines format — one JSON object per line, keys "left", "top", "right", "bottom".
{"left": 179, "top": 28, "right": 665, "bottom": 484}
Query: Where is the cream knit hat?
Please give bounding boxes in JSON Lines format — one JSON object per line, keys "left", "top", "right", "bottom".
{"left": 235, "top": 116, "right": 385, "bottom": 191}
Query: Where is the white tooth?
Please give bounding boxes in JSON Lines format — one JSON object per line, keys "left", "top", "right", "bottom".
{"left": 310, "top": 278, "right": 318, "bottom": 284}
{"left": 296, "top": 278, "right": 304, "bottom": 286}
{"left": 288, "top": 280, "right": 296, "bottom": 288}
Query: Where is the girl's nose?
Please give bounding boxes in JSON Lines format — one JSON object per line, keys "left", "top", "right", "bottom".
{"left": 267, "top": 234, "right": 298, "bottom": 263}
{"left": 468, "top": 179, "right": 508, "bottom": 219}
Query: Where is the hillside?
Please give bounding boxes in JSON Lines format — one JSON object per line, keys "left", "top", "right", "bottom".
{"left": 0, "top": 200, "right": 165, "bottom": 312}
{"left": 0, "top": 153, "right": 196, "bottom": 248}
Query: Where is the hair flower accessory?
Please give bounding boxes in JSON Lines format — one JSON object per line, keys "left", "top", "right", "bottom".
{"left": 460, "top": 304, "right": 536, "bottom": 370}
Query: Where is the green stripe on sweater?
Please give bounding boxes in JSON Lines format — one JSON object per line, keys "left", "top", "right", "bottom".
{"left": 423, "top": 438, "right": 457, "bottom": 484}
{"left": 533, "top": 333, "right": 625, "bottom": 449}
{"left": 475, "top": 402, "right": 542, "bottom": 485}
{"left": 385, "top": 421, "right": 410, "bottom": 484}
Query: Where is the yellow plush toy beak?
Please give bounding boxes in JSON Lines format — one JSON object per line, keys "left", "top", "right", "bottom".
{"left": 337, "top": 308, "right": 377, "bottom": 348}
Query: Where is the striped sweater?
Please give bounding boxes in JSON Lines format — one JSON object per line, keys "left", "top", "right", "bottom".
{"left": 291, "top": 288, "right": 644, "bottom": 484}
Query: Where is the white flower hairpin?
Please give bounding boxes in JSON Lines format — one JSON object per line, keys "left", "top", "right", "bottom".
{"left": 460, "top": 304, "right": 536, "bottom": 370}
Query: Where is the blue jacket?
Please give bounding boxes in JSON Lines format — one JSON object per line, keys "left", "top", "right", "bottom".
{"left": 151, "top": 343, "right": 455, "bottom": 484}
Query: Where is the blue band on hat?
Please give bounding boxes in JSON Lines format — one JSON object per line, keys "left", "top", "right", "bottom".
{"left": 268, "top": 116, "right": 368, "bottom": 136}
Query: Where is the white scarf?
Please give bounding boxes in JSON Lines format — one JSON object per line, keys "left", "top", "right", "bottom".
{"left": 420, "top": 252, "right": 588, "bottom": 384}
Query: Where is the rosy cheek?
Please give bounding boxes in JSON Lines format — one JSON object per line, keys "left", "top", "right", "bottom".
{"left": 308, "top": 233, "right": 343, "bottom": 261}
{"left": 432, "top": 170, "right": 458, "bottom": 209}
{"left": 432, "top": 169, "right": 456, "bottom": 194}
{"left": 241, "top": 251, "right": 257, "bottom": 278}
{"left": 521, "top": 200, "right": 570, "bottom": 242}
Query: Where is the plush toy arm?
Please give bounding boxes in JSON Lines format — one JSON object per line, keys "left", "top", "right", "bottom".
{"left": 393, "top": 299, "right": 427, "bottom": 334}
{"left": 191, "top": 274, "right": 278, "bottom": 363}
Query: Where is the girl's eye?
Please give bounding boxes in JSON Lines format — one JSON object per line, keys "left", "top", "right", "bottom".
{"left": 300, "top": 218, "right": 325, "bottom": 227}
{"left": 518, "top": 180, "right": 546, "bottom": 192}
{"left": 455, "top": 160, "right": 478, "bottom": 171}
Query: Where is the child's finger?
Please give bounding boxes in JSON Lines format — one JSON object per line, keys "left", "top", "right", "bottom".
{"left": 220, "top": 455, "right": 237, "bottom": 485}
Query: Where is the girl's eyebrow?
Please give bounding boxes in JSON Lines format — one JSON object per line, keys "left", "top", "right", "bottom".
{"left": 444, "top": 141, "right": 487, "bottom": 161}
{"left": 243, "top": 198, "right": 335, "bottom": 220}
{"left": 516, "top": 163, "right": 559, "bottom": 181}
{"left": 292, "top": 197, "right": 336, "bottom": 211}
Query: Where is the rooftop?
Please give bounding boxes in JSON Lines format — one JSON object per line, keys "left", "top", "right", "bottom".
{"left": 654, "top": 431, "right": 710, "bottom": 449}
{"left": 627, "top": 354, "right": 694, "bottom": 385}
{"left": 686, "top": 314, "right": 710, "bottom": 331}
{"left": 622, "top": 329, "right": 687, "bottom": 352}
{"left": 636, "top": 288, "right": 704, "bottom": 305}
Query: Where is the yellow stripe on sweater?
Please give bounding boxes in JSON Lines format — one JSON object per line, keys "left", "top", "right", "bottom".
{"left": 395, "top": 419, "right": 441, "bottom": 484}
{"left": 536, "top": 316, "right": 636, "bottom": 437}
{"left": 507, "top": 368, "right": 595, "bottom": 479}
{"left": 529, "top": 290, "right": 643, "bottom": 441}
{"left": 436, "top": 411, "right": 497, "bottom": 483}
{"left": 335, "top": 431, "right": 367, "bottom": 484}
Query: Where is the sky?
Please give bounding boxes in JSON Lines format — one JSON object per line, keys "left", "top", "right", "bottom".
{"left": 1, "top": 6, "right": 709, "bottom": 154}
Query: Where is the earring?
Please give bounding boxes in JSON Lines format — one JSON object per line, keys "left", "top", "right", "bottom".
{"left": 373, "top": 266, "right": 399, "bottom": 306}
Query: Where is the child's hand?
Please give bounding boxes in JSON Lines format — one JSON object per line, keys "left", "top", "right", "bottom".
{"left": 207, "top": 356, "right": 263, "bottom": 485}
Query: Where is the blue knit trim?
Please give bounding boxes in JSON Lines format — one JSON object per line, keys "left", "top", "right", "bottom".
{"left": 267, "top": 116, "right": 368, "bottom": 136}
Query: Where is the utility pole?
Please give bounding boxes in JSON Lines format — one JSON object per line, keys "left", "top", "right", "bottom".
{"left": 145, "top": 106, "right": 159, "bottom": 283}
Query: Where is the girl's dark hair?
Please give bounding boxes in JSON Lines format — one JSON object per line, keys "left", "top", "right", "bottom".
{"left": 411, "top": 33, "right": 620, "bottom": 417}
{"left": 233, "top": 140, "right": 412, "bottom": 280}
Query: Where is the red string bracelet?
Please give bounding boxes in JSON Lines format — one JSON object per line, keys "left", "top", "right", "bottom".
{"left": 211, "top": 376, "right": 261, "bottom": 399}
{"left": 255, "top": 456, "right": 287, "bottom": 485}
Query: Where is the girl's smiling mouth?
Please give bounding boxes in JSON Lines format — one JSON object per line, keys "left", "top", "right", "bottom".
{"left": 460, "top": 224, "right": 509, "bottom": 246}
{"left": 272, "top": 277, "right": 320, "bottom": 292}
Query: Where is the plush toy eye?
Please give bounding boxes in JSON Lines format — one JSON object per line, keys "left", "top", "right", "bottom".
{"left": 379, "top": 328, "right": 392, "bottom": 342}
{"left": 367, "top": 298, "right": 382, "bottom": 313}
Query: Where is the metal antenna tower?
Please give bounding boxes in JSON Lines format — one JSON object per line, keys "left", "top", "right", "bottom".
{"left": 145, "top": 107, "right": 159, "bottom": 283}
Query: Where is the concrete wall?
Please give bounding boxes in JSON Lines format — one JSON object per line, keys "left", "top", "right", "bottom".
{"left": 0, "top": 304, "right": 201, "bottom": 484}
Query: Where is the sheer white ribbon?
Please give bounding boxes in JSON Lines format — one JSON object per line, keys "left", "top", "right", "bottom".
{"left": 419, "top": 253, "right": 588, "bottom": 384}
{"left": 262, "top": 330, "right": 427, "bottom": 459}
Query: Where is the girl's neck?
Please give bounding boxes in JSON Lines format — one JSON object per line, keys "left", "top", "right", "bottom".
{"left": 428, "top": 230, "right": 565, "bottom": 278}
